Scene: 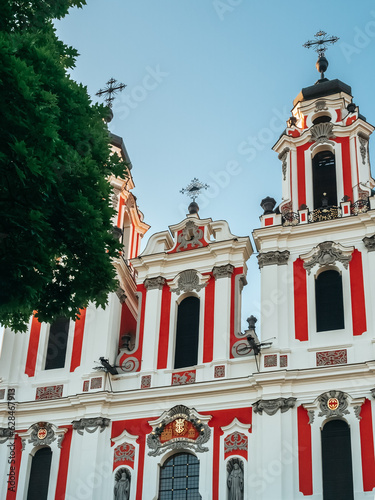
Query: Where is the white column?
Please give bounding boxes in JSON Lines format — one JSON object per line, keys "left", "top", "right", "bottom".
{"left": 212, "top": 266, "right": 232, "bottom": 361}
{"left": 141, "top": 278, "right": 164, "bottom": 371}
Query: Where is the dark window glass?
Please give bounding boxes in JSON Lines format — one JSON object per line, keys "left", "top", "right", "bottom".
{"left": 322, "top": 420, "right": 354, "bottom": 500}
{"left": 45, "top": 317, "right": 70, "bottom": 370}
{"left": 159, "top": 453, "right": 201, "bottom": 500}
{"left": 27, "top": 447, "right": 52, "bottom": 500}
{"left": 315, "top": 270, "right": 344, "bottom": 332}
{"left": 174, "top": 297, "right": 200, "bottom": 369}
{"left": 313, "top": 115, "right": 331, "bottom": 125}
{"left": 312, "top": 151, "right": 337, "bottom": 209}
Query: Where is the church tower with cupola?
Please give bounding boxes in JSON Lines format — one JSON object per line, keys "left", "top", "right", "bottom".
{"left": 253, "top": 33, "right": 375, "bottom": 499}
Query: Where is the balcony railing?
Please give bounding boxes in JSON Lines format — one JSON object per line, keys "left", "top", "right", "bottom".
{"left": 281, "top": 198, "right": 370, "bottom": 226}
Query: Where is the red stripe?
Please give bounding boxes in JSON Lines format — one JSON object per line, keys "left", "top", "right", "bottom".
{"left": 25, "top": 314, "right": 41, "bottom": 377}
{"left": 297, "top": 406, "right": 313, "bottom": 495}
{"left": 117, "top": 196, "right": 124, "bottom": 227}
{"left": 54, "top": 426, "right": 73, "bottom": 499}
{"left": 203, "top": 274, "right": 215, "bottom": 363}
{"left": 229, "top": 268, "right": 243, "bottom": 358}
{"left": 349, "top": 250, "right": 367, "bottom": 336}
{"left": 157, "top": 284, "right": 172, "bottom": 369}
{"left": 359, "top": 399, "right": 375, "bottom": 491}
{"left": 70, "top": 309, "right": 86, "bottom": 372}
{"left": 334, "top": 137, "right": 353, "bottom": 200}
{"left": 294, "top": 259, "right": 308, "bottom": 341}
{"left": 296, "top": 143, "right": 312, "bottom": 209}
{"left": 6, "top": 435, "right": 22, "bottom": 500}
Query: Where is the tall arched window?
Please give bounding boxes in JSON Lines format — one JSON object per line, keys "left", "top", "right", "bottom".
{"left": 27, "top": 447, "right": 52, "bottom": 500}
{"left": 45, "top": 317, "right": 70, "bottom": 370}
{"left": 174, "top": 296, "right": 200, "bottom": 369}
{"left": 312, "top": 150, "right": 337, "bottom": 209}
{"left": 315, "top": 270, "right": 344, "bottom": 332}
{"left": 321, "top": 420, "right": 354, "bottom": 499}
{"left": 159, "top": 453, "right": 201, "bottom": 499}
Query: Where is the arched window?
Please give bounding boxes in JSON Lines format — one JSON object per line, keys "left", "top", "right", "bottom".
{"left": 315, "top": 270, "right": 344, "bottom": 332}
{"left": 174, "top": 296, "right": 200, "bottom": 369}
{"left": 321, "top": 420, "right": 354, "bottom": 500}
{"left": 159, "top": 453, "right": 201, "bottom": 499}
{"left": 26, "top": 447, "right": 52, "bottom": 500}
{"left": 45, "top": 317, "right": 70, "bottom": 370}
{"left": 312, "top": 150, "right": 337, "bottom": 209}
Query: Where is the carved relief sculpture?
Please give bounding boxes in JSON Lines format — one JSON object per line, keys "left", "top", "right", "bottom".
{"left": 227, "top": 458, "right": 244, "bottom": 500}
{"left": 317, "top": 390, "right": 350, "bottom": 418}
{"left": 257, "top": 250, "right": 290, "bottom": 269}
{"left": 278, "top": 147, "right": 290, "bottom": 181}
{"left": 310, "top": 122, "right": 335, "bottom": 144}
{"left": 252, "top": 397, "right": 296, "bottom": 416}
{"left": 170, "top": 269, "right": 206, "bottom": 295}
{"left": 176, "top": 220, "right": 204, "bottom": 251}
{"left": 363, "top": 234, "right": 375, "bottom": 252}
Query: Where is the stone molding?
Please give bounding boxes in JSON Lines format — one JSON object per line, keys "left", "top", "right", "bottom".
{"left": 144, "top": 276, "right": 166, "bottom": 290}
{"left": 72, "top": 417, "right": 110, "bottom": 436}
{"left": 170, "top": 270, "right": 206, "bottom": 295}
{"left": 363, "top": 234, "right": 375, "bottom": 252}
{"left": 301, "top": 241, "right": 353, "bottom": 274}
{"left": 257, "top": 250, "right": 290, "bottom": 269}
{"left": 212, "top": 264, "right": 234, "bottom": 279}
{"left": 252, "top": 397, "right": 296, "bottom": 416}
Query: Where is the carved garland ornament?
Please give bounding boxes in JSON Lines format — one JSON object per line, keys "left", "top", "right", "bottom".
{"left": 224, "top": 432, "right": 248, "bottom": 455}
{"left": 72, "top": 417, "right": 110, "bottom": 436}
{"left": 114, "top": 442, "right": 135, "bottom": 464}
{"left": 257, "top": 250, "right": 290, "bottom": 269}
{"left": 317, "top": 390, "right": 349, "bottom": 418}
{"left": 302, "top": 241, "right": 353, "bottom": 274}
{"left": 278, "top": 147, "right": 290, "bottom": 181}
{"left": 176, "top": 221, "right": 204, "bottom": 251}
{"left": 358, "top": 132, "right": 369, "bottom": 165}
{"left": 0, "top": 427, "right": 13, "bottom": 444}
{"left": 252, "top": 397, "right": 296, "bottom": 416}
{"left": 170, "top": 270, "right": 206, "bottom": 295}
{"left": 147, "top": 405, "right": 211, "bottom": 457}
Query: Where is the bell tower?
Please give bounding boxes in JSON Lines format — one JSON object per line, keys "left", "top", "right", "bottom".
{"left": 253, "top": 33, "right": 375, "bottom": 367}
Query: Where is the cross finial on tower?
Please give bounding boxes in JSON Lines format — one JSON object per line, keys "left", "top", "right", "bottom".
{"left": 180, "top": 178, "right": 209, "bottom": 214}
{"left": 303, "top": 31, "right": 339, "bottom": 80}
{"left": 96, "top": 78, "right": 126, "bottom": 108}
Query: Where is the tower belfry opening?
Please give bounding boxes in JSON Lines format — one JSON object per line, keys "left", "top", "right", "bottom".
{"left": 312, "top": 150, "right": 337, "bottom": 209}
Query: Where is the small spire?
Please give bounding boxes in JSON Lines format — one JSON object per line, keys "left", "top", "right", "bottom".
{"left": 303, "top": 31, "right": 339, "bottom": 80}
{"left": 180, "top": 178, "right": 209, "bottom": 214}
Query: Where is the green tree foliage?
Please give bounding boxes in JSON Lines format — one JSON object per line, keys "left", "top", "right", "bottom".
{"left": 0, "top": 1, "right": 126, "bottom": 331}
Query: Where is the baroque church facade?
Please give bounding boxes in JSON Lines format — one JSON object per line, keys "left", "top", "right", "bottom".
{"left": 1, "top": 58, "right": 375, "bottom": 499}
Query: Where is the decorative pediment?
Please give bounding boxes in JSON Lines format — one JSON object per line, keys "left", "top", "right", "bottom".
{"left": 252, "top": 397, "right": 296, "bottom": 416}
{"left": 147, "top": 405, "right": 211, "bottom": 456}
{"left": 303, "top": 390, "right": 365, "bottom": 424}
{"left": 300, "top": 241, "right": 354, "bottom": 274}
{"left": 170, "top": 269, "right": 208, "bottom": 295}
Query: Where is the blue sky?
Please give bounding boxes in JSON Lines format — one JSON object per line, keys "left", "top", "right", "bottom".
{"left": 56, "top": 1, "right": 375, "bottom": 331}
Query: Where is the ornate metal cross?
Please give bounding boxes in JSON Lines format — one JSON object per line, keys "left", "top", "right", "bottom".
{"left": 96, "top": 78, "right": 126, "bottom": 108}
{"left": 180, "top": 178, "right": 209, "bottom": 202}
{"left": 303, "top": 31, "right": 339, "bottom": 57}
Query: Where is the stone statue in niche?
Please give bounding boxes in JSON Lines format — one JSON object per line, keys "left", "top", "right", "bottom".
{"left": 114, "top": 468, "right": 131, "bottom": 500}
{"left": 227, "top": 458, "right": 244, "bottom": 500}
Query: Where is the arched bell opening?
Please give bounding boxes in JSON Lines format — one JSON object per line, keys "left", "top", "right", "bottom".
{"left": 315, "top": 269, "right": 344, "bottom": 332}
{"left": 312, "top": 150, "right": 338, "bottom": 210}
{"left": 174, "top": 296, "right": 200, "bottom": 369}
